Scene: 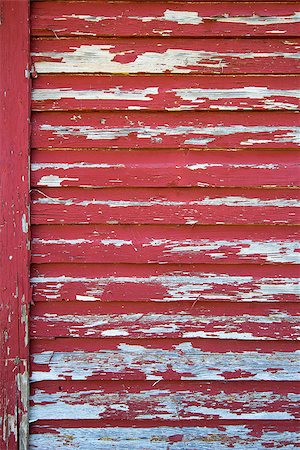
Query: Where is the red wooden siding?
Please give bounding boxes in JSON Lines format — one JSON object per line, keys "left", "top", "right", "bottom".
{"left": 0, "top": 1, "right": 30, "bottom": 449}
{"left": 30, "top": 1, "right": 300, "bottom": 448}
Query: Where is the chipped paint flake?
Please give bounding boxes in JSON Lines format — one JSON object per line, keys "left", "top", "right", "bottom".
{"left": 37, "top": 175, "right": 79, "bottom": 187}
{"left": 39, "top": 123, "right": 300, "bottom": 145}
{"left": 32, "top": 45, "right": 300, "bottom": 74}
{"left": 32, "top": 87, "right": 159, "bottom": 101}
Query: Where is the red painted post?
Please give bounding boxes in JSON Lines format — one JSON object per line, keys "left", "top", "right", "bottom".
{"left": 0, "top": 1, "right": 30, "bottom": 449}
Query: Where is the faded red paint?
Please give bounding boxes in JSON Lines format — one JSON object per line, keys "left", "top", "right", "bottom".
{"left": 29, "top": 0, "right": 300, "bottom": 448}
{"left": 31, "top": 188, "right": 300, "bottom": 225}
{"left": 31, "top": 38, "right": 300, "bottom": 74}
{"left": 32, "top": 111, "right": 299, "bottom": 149}
{"left": 32, "top": 75, "right": 300, "bottom": 112}
{"left": 0, "top": 1, "right": 30, "bottom": 449}
{"left": 31, "top": 263, "right": 299, "bottom": 304}
{"left": 31, "top": 148, "right": 300, "bottom": 188}
{"left": 31, "top": 1, "right": 300, "bottom": 37}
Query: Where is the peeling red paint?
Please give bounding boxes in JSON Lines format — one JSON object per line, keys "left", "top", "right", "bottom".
{"left": 0, "top": 1, "right": 30, "bottom": 449}
{"left": 31, "top": 1, "right": 300, "bottom": 38}
{"left": 29, "top": 0, "right": 300, "bottom": 447}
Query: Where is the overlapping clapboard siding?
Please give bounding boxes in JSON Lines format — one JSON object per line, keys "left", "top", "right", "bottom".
{"left": 30, "top": 1, "right": 300, "bottom": 448}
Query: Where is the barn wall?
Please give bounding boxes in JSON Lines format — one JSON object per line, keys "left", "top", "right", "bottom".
{"left": 29, "top": 1, "right": 300, "bottom": 448}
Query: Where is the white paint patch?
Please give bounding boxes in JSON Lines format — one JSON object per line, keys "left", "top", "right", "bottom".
{"left": 39, "top": 123, "right": 300, "bottom": 145}
{"left": 21, "top": 213, "right": 28, "bottom": 233}
{"left": 101, "top": 239, "right": 133, "bottom": 247}
{"left": 101, "top": 329, "right": 129, "bottom": 337}
{"left": 37, "top": 175, "right": 79, "bottom": 187}
{"left": 163, "top": 10, "right": 203, "bottom": 25}
{"left": 57, "top": 11, "right": 300, "bottom": 26}
{"left": 32, "top": 45, "right": 300, "bottom": 74}
{"left": 31, "top": 347, "right": 300, "bottom": 382}
{"left": 35, "top": 310, "right": 299, "bottom": 340}
{"left": 217, "top": 12, "right": 300, "bottom": 25}
{"left": 31, "top": 162, "right": 125, "bottom": 170}
{"left": 33, "top": 194, "right": 300, "bottom": 210}
{"left": 32, "top": 238, "right": 91, "bottom": 245}
{"left": 32, "top": 87, "right": 158, "bottom": 101}
{"left": 161, "top": 239, "right": 300, "bottom": 264}
{"left": 186, "top": 163, "right": 279, "bottom": 170}
{"left": 75, "top": 295, "right": 99, "bottom": 301}
{"left": 29, "top": 426, "right": 300, "bottom": 450}
{"left": 172, "top": 86, "right": 300, "bottom": 102}
{"left": 30, "top": 271, "right": 300, "bottom": 302}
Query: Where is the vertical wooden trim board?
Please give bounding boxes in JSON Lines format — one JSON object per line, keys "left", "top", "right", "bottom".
{"left": 0, "top": 1, "right": 30, "bottom": 449}
{"left": 30, "top": 1, "right": 300, "bottom": 449}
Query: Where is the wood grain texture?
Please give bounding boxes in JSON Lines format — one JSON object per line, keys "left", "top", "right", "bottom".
{"left": 30, "top": 300, "right": 300, "bottom": 341}
{"left": 31, "top": 187, "right": 300, "bottom": 225}
{"left": 31, "top": 263, "right": 300, "bottom": 303}
{"left": 31, "top": 149, "right": 300, "bottom": 188}
{"left": 31, "top": 1, "right": 300, "bottom": 37}
{"left": 30, "top": 1, "right": 300, "bottom": 446}
{"left": 30, "top": 343, "right": 300, "bottom": 382}
{"left": 31, "top": 224, "right": 300, "bottom": 264}
{"left": 30, "top": 380, "right": 300, "bottom": 422}
{"left": 31, "top": 38, "right": 300, "bottom": 74}
{"left": 28, "top": 424, "right": 300, "bottom": 450}
{"left": 32, "top": 75, "right": 300, "bottom": 112}
{"left": 32, "top": 111, "right": 300, "bottom": 149}
{"left": 0, "top": 1, "right": 30, "bottom": 449}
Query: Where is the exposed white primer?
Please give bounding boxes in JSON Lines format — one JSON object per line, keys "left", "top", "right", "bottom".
{"left": 56, "top": 11, "right": 300, "bottom": 26}
{"left": 39, "top": 123, "right": 300, "bottom": 145}
{"left": 101, "top": 329, "right": 129, "bottom": 337}
{"left": 21, "top": 213, "right": 28, "bottom": 233}
{"left": 32, "top": 238, "right": 92, "bottom": 245}
{"left": 31, "top": 346, "right": 300, "bottom": 382}
{"left": 32, "top": 87, "right": 158, "bottom": 101}
{"left": 186, "top": 163, "right": 279, "bottom": 170}
{"left": 30, "top": 272, "right": 300, "bottom": 302}
{"left": 31, "top": 162, "right": 125, "bottom": 170}
{"left": 37, "top": 175, "right": 79, "bottom": 187}
{"left": 32, "top": 45, "right": 300, "bottom": 74}
{"left": 172, "top": 87, "right": 300, "bottom": 102}
{"left": 159, "top": 239, "right": 300, "bottom": 264}
{"left": 101, "top": 239, "right": 133, "bottom": 247}
{"left": 216, "top": 12, "right": 300, "bottom": 25}
{"left": 29, "top": 426, "right": 300, "bottom": 450}
{"left": 33, "top": 195, "right": 300, "bottom": 209}
{"left": 34, "top": 310, "right": 299, "bottom": 340}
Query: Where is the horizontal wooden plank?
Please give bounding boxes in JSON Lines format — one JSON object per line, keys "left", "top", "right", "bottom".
{"left": 30, "top": 343, "right": 300, "bottom": 382}
{"left": 32, "top": 75, "right": 300, "bottom": 112}
{"left": 31, "top": 2, "right": 300, "bottom": 37}
{"left": 31, "top": 38, "right": 300, "bottom": 74}
{"left": 31, "top": 187, "right": 300, "bottom": 225}
{"left": 28, "top": 424, "right": 300, "bottom": 450}
{"left": 30, "top": 380, "right": 300, "bottom": 422}
{"left": 31, "top": 224, "right": 300, "bottom": 264}
{"left": 31, "top": 149, "right": 300, "bottom": 188}
{"left": 32, "top": 111, "right": 300, "bottom": 149}
{"left": 30, "top": 300, "right": 300, "bottom": 340}
{"left": 31, "top": 263, "right": 300, "bottom": 303}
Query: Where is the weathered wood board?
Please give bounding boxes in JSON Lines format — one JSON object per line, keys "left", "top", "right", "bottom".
{"left": 32, "top": 111, "right": 300, "bottom": 149}
{"left": 30, "top": 0, "right": 300, "bottom": 448}
{"left": 0, "top": 1, "right": 30, "bottom": 449}
{"left": 32, "top": 76, "right": 300, "bottom": 112}
{"left": 31, "top": 2, "right": 300, "bottom": 37}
